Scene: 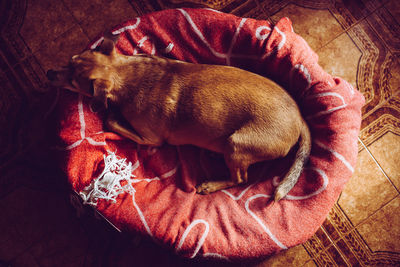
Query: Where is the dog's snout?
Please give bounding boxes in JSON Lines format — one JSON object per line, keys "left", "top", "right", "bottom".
{"left": 46, "top": 69, "right": 57, "bottom": 81}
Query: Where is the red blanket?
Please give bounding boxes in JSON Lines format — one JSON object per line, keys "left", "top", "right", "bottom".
{"left": 54, "top": 8, "right": 364, "bottom": 261}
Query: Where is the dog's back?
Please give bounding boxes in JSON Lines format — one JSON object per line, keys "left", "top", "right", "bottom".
{"left": 47, "top": 39, "right": 311, "bottom": 200}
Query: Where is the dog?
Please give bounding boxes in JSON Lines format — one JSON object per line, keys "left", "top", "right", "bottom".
{"left": 47, "top": 35, "right": 311, "bottom": 201}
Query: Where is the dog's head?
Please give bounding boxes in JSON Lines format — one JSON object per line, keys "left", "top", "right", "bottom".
{"left": 47, "top": 34, "right": 119, "bottom": 108}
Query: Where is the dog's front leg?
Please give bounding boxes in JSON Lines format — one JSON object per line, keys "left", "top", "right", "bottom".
{"left": 106, "top": 114, "right": 162, "bottom": 146}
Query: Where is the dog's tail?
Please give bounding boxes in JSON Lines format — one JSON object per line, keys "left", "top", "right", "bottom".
{"left": 274, "top": 119, "right": 311, "bottom": 202}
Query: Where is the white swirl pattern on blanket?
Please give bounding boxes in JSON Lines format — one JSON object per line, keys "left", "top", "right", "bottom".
{"left": 68, "top": 8, "right": 356, "bottom": 260}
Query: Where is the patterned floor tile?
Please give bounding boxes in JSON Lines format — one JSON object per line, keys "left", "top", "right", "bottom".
{"left": 341, "top": 228, "right": 400, "bottom": 265}
{"left": 324, "top": 205, "right": 354, "bottom": 240}
{"left": 1, "top": 0, "right": 400, "bottom": 266}
{"left": 1, "top": 187, "right": 74, "bottom": 247}
{"left": 62, "top": 0, "right": 113, "bottom": 23}
{"left": 270, "top": 3, "right": 345, "bottom": 51}
{"left": 358, "top": 52, "right": 400, "bottom": 146}
{"left": 259, "top": 0, "right": 331, "bottom": 18}
{"left": 77, "top": 0, "right": 139, "bottom": 39}
{"left": 331, "top": 0, "right": 387, "bottom": 29}
{"left": 0, "top": 203, "right": 31, "bottom": 261}
{"left": 366, "top": 5, "right": 400, "bottom": 53}
{"left": 0, "top": 1, "right": 34, "bottom": 66}
{"left": 10, "top": 252, "right": 40, "bottom": 267}
{"left": 356, "top": 196, "right": 400, "bottom": 252}
{"left": 316, "top": 32, "right": 361, "bottom": 89}
{"left": 27, "top": 226, "right": 88, "bottom": 267}
{"left": 342, "top": 18, "right": 400, "bottom": 146}
{"left": 305, "top": 202, "right": 400, "bottom": 266}
{"left": 259, "top": 0, "right": 386, "bottom": 29}
{"left": 255, "top": 244, "right": 312, "bottom": 266}
{"left": 221, "top": 0, "right": 263, "bottom": 17}
{"left": 384, "top": 0, "right": 400, "bottom": 25}
{"left": 19, "top": 0, "right": 75, "bottom": 53}
{"left": 367, "top": 132, "right": 400, "bottom": 190}
{"left": 303, "top": 240, "right": 336, "bottom": 266}
{"left": 35, "top": 25, "right": 89, "bottom": 70}
{"left": 338, "top": 148, "right": 398, "bottom": 226}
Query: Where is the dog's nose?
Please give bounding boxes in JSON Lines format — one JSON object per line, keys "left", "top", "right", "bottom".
{"left": 46, "top": 69, "right": 57, "bottom": 81}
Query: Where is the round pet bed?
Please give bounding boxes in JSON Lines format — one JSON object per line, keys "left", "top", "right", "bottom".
{"left": 54, "top": 8, "right": 364, "bottom": 261}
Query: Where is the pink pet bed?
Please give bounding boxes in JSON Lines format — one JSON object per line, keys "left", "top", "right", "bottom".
{"left": 54, "top": 8, "right": 364, "bottom": 261}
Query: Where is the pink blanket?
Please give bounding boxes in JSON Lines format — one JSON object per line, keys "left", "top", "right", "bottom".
{"left": 54, "top": 8, "right": 364, "bottom": 261}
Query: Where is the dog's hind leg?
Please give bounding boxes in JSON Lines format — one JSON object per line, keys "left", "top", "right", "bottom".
{"left": 196, "top": 122, "right": 293, "bottom": 195}
{"left": 196, "top": 129, "right": 255, "bottom": 194}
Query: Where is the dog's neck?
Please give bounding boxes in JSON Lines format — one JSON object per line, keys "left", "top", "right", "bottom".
{"left": 108, "top": 55, "right": 170, "bottom": 104}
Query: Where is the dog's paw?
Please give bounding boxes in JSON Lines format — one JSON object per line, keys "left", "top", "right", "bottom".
{"left": 196, "top": 183, "right": 214, "bottom": 195}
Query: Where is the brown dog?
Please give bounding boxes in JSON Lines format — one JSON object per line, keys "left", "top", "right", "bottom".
{"left": 47, "top": 36, "right": 311, "bottom": 201}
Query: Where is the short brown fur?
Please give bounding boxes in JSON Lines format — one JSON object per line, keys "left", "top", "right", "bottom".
{"left": 47, "top": 36, "right": 311, "bottom": 201}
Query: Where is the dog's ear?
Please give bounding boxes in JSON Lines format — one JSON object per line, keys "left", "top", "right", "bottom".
{"left": 98, "top": 33, "right": 120, "bottom": 56}
{"left": 92, "top": 79, "right": 112, "bottom": 109}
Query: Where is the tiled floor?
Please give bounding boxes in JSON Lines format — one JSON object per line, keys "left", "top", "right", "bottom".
{"left": 0, "top": 0, "right": 399, "bottom": 266}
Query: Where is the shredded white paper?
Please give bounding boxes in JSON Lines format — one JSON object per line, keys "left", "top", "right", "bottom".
{"left": 80, "top": 151, "right": 136, "bottom": 206}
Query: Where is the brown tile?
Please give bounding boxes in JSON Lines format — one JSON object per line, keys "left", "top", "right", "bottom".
{"left": 0, "top": 72, "right": 23, "bottom": 165}
{"left": 359, "top": 67, "right": 400, "bottom": 146}
{"left": 0, "top": 204, "right": 31, "bottom": 261}
{"left": 78, "top": 0, "right": 139, "bottom": 40}
{"left": 1, "top": 186, "right": 79, "bottom": 248}
{"left": 335, "top": 239, "right": 362, "bottom": 267}
{"left": 18, "top": 55, "right": 49, "bottom": 92}
{"left": 326, "top": 245, "right": 348, "bottom": 266}
{"left": 303, "top": 260, "right": 317, "bottom": 267}
{"left": 0, "top": 1, "right": 39, "bottom": 65}
{"left": 11, "top": 251, "right": 40, "bottom": 267}
{"left": 0, "top": 185, "right": 90, "bottom": 266}
{"left": 359, "top": 107, "right": 400, "bottom": 148}
{"left": 259, "top": 1, "right": 332, "bottom": 18}
{"left": 19, "top": 0, "right": 75, "bottom": 53}
{"left": 303, "top": 234, "right": 329, "bottom": 259}
{"left": 322, "top": 219, "right": 341, "bottom": 241}
{"left": 326, "top": 204, "right": 355, "bottom": 238}
{"left": 27, "top": 225, "right": 88, "bottom": 267}
{"left": 35, "top": 25, "right": 89, "bottom": 70}
{"left": 317, "top": 32, "right": 361, "bottom": 89}
{"left": 314, "top": 227, "right": 334, "bottom": 248}
{"left": 0, "top": 166, "right": 23, "bottom": 199}
{"left": 388, "top": 55, "right": 400, "bottom": 94}
{"left": 310, "top": 249, "right": 336, "bottom": 266}
{"left": 338, "top": 148, "right": 398, "bottom": 225}
{"left": 331, "top": 0, "right": 387, "bottom": 28}
{"left": 256, "top": 244, "right": 312, "bottom": 266}
{"left": 260, "top": 0, "right": 385, "bottom": 30}
{"left": 385, "top": 0, "right": 400, "bottom": 25}
{"left": 339, "top": 19, "right": 390, "bottom": 114}
{"left": 270, "top": 4, "right": 345, "bottom": 51}
{"left": 258, "top": 0, "right": 285, "bottom": 17}
{"left": 128, "top": 0, "right": 158, "bottom": 15}
{"left": 153, "top": 1, "right": 207, "bottom": 11}
{"left": 368, "top": 132, "right": 400, "bottom": 189}
{"left": 341, "top": 229, "right": 371, "bottom": 264}
{"left": 333, "top": 19, "right": 399, "bottom": 147}
{"left": 341, "top": 18, "right": 395, "bottom": 142}
{"left": 366, "top": 6, "right": 400, "bottom": 53}
{"left": 62, "top": 0, "right": 110, "bottom": 22}
{"left": 357, "top": 196, "right": 400, "bottom": 252}
{"left": 225, "top": 0, "right": 263, "bottom": 18}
